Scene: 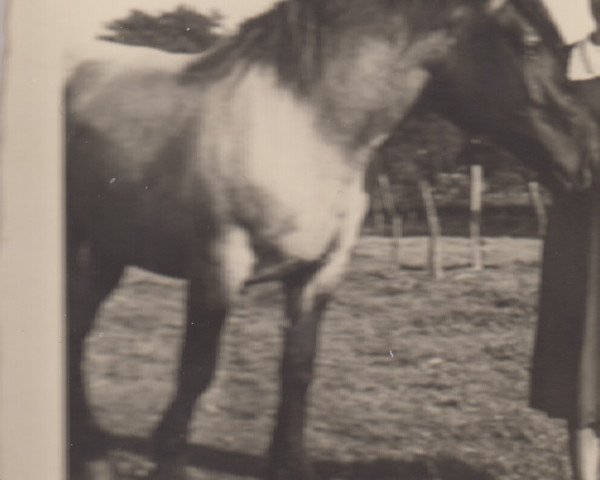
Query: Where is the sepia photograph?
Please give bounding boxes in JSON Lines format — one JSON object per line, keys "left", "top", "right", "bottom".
{"left": 3, "top": 1, "right": 600, "bottom": 479}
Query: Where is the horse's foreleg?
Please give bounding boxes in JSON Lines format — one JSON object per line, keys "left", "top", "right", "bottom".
{"left": 268, "top": 283, "right": 328, "bottom": 480}
{"left": 152, "top": 228, "right": 254, "bottom": 479}
{"left": 268, "top": 183, "right": 369, "bottom": 480}
{"left": 151, "top": 277, "right": 227, "bottom": 477}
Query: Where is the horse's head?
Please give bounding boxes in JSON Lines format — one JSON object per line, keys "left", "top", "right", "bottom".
{"left": 425, "top": 0, "right": 599, "bottom": 191}
{"left": 282, "top": 0, "right": 597, "bottom": 190}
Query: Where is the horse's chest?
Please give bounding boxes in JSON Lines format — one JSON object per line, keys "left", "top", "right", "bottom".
{"left": 202, "top": 69, "right": 363, "bottom": 262}
{"left": 238, "top": 129, "right": 355, "bottom": 262}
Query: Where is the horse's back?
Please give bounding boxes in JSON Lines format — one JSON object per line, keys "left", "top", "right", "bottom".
{"left": 65, "top": 41, "right": 204, "bottom": 131}
{"left": 64, "top": 40, "right": 197, "bottom": 82}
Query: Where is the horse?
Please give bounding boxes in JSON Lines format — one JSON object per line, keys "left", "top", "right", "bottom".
{"left": 66, "top": 1, "right": 600, "bottom": 479}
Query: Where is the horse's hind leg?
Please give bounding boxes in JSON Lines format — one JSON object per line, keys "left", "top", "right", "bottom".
{"left": 67, "top": 234, "right": 124, "bottom": 469}
{"left": 151, "top": 228, "right": 254, "bottom": 479}
{"left": 268, "top": 183, "right": 369, "bottom": 480}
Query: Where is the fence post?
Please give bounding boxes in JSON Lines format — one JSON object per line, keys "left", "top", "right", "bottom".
{"left": 419, "top": 179, "right": 443, "bottom": 279}
{"left": 391, "top": 214, "right": 403, "bottom": 268}
{"left": 470, "top": 164, "right": 483, "bottom": 271}
{"left": 377, "top": 173, "right": 402, "bottom": 267}
{"left": 372, "top": 194, "right": 385, "bottom": 235}
{"left": 528, "top": 181, "right": 547, "bottom": 237}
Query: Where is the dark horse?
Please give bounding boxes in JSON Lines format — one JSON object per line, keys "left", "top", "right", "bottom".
{"left": 66, "top": 1, "right": 599, "bottom": 479}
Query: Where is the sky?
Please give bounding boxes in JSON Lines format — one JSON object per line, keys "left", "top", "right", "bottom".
{"left": 66, "top": 0, "right": 279, "bottom": 45}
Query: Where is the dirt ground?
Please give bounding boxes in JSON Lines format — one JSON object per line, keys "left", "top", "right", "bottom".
{"left": 85, "top": 236, "right": 571, "bottom": 480}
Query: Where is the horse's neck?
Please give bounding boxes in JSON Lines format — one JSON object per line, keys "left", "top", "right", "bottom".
{"left": 574, "top": 78, "right": 600, "bottom": 121}
{"left": 311, "top": 29, "right": 453, "bottom": 151}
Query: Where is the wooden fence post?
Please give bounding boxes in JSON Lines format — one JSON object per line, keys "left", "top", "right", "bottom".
{"left": 419, "top": 179, "right": 443, "bottom": 279}
{"left": 470, "top": 164, "right": 483, "bottom": 271}
{"left": 372, "top": 194, "right": 385, "bottom": 235}
{"left": 377, "top": 173, "right": 402, "bottom": 267}
{"left": 528, "top": 181, "right": 547, "bottom": 237}
{"left": 391, "top": 214, "right": 403, "bottom": 268}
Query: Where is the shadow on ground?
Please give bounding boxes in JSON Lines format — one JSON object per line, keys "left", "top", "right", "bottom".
{"left": 106, "top": 434, "right": 497, "bottom": 480}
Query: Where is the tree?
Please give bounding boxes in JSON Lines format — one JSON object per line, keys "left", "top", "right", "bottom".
{"left": 374, "top": 112, "right": 542, "bottom": 210}
{"left": 99, "top": 6, "right": 223, "bottom": 53}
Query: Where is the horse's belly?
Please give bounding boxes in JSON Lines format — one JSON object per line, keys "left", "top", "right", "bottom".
{"left": 130, "top": 209, "right": 195, "bottom": 278}
{"left": 75, "top": 185, "right": 196, "bottom": 278}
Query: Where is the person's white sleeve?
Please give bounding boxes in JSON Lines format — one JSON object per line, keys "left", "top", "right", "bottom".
{"left": 541, "top": 0, "right": 596, "bottom": 44}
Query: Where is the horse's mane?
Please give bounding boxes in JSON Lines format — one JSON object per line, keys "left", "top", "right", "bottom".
{"left": 181, "top": 0, "right": 492, "bottom": 91}
{"left": 181, "top": 0, "right": 565, "bottom": 91}
{"left": 182, "top": 2, "right": 319, "bottom": 90}
{"left": 509, "top": 0, "right": 565, "bottom": 51}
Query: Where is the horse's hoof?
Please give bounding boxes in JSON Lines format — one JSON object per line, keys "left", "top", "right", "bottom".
{"left": 70, "top": 421, "right": 110, "bottom": 454}
{"left": 69, "top": 429, "right": 112, "bottom": 480}
{"left": 267, "top": 460, "right": 317, "bottom": 480}
{"left": 70, "top": 457, "right": 114, "bottom": 480}
{"left": 84, "top": 458, "right": 114, "bottom": 480}
{"left": 146, "top": 461, "right": 188, "bottom": 480}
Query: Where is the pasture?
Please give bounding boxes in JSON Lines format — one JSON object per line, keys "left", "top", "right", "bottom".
{"left": 85, "top": 236, "right": 569, "bottom": 480}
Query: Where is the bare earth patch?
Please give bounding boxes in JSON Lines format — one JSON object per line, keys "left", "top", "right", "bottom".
{"left": 85, "top": 236, "right": 570, "bottom": 480}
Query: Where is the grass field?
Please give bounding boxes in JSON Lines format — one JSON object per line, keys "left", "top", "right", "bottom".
{"left": 84, "top": 236, "right": 571, "bottom": 480}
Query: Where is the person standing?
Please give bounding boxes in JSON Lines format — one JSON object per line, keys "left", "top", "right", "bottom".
{"left": 531, "top": 2, "right": 600, "bottom": 479}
